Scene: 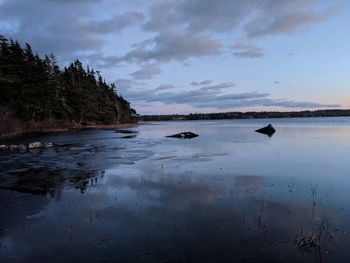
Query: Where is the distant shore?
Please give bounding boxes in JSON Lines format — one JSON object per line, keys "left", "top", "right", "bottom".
{"left": 140, "top": 109, "right": 350, "bottom": 122}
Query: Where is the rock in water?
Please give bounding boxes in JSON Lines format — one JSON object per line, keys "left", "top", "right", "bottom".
{"left": 0, "top": 145, "right": 6, "bottom": 151}
{"left": 166, "top": 132, "right": 199, "bottom": 139}
{"left": 18, "top": 144, "right": 27, "bottom": 151}
{"left": 28, "top": 142, "right": 44, "bottom": 149}
{"left": 44, "top": 143, "right": 54, "bottom": 148}
{"left": 9, "top": 145, "right": 19, "bottom": 152}
{"left": 114, "top": 129, "right": 138, "bottom": 134}
{"left": 255, "top": 124, "right": 276, "bottom": 137}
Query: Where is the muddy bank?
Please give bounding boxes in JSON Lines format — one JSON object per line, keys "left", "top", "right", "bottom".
{"left": 0, "top": 120, "right": 140, "bottom": 140}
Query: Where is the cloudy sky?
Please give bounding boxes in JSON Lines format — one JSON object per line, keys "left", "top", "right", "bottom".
{"left": 1, "top": 0, "right": 349, "bottom": 114}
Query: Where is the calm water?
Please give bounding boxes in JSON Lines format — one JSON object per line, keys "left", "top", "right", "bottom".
{"left": 1, "top": 117, "right": 350, "bottom": 263}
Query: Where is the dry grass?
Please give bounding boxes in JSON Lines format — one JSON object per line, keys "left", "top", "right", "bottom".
{"left": 295, "top": 219, "right": 338, "bottom": 253}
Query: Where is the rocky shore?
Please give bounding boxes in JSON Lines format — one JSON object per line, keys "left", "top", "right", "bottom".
{"left": 0, "top": 121, "right": 139, "bottom": 140}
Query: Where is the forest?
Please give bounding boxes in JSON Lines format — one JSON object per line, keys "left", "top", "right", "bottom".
{"left": 141, "top": 109, "right": 350, "bottom": 121}
{"left": 0, "top": 35, "right": 135, "bottom": 137}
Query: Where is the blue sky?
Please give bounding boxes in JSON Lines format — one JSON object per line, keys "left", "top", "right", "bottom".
{"left": 0, "top": 0, "right": 349, "bottom": 114}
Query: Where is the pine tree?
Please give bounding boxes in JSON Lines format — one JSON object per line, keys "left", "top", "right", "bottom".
{"left": 0, "top": 36, "right": 135, "bottom": 126}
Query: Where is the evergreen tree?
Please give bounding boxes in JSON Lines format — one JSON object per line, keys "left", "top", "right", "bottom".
{"left": 0, "top": 37, "right": 135, "bottom": 126}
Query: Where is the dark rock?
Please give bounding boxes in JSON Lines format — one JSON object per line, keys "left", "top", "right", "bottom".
{"left": 9, "top": 145, "right": 19, "bottom": 151}
{"left": 255, "top": 124, "right": 276, "bottom": 137}
{"left": 0, "top": 144, "right": 26, "bottom": 152}
{"left": 114, "top": 129, "right": 138, "bottom": 134}
{"left": 121, "top": 134, "right": 137, "bottom": 139}
{"left": 166, "top": 131, "right": 199, "bottom": 139}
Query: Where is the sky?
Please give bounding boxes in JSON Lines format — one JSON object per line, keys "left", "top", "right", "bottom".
{"left": 0, "top": 0, "right": 349, "bottom": 114}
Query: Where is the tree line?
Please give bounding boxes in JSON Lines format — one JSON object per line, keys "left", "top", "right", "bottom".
{"left": 0, "top": 35, "right": 135, "bottom": 130}
{"left": 141, "top": 109, "right": 350, "bottom": 121}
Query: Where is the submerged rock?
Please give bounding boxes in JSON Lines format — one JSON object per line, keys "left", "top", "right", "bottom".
{"left": 166, "top": 131, "right": 199, "bottom": 139}
{"left": 0, "top": 144, "right": 26, "bottom": 152}
{"left": 114, "top": 129, "right": 138, "bottom": 134}
{"left": 28, "top": 142, "right": 44, "bottom": 149}
{"left": 18, "top": 144, "right": 27, "bottom": 151}
{"left": 121, "top": 134, "right": 137, "bottom": 139}
{"left": 0, "top": 144, "right": 27, "bottom": 152}
{"left": 0, "top": 142, "right": 50, "bottom": 153}
{"left": 9, "top": 145, "right": 19, "bottom": 151}
{"left": 255, "top": 124, "right": 276, "bottom": 137}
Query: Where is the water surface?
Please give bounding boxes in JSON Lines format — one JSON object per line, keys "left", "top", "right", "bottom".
{"left": 1, "top": 117, "right": 350, "bottom": 262}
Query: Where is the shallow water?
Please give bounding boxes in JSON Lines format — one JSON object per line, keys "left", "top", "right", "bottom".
{"left": 1, "top": 117, "right": 350, "bottom": 262}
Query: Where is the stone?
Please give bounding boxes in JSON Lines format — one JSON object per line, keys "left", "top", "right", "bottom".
{"left": 44, "top": 143, "right": 54, "bottom": 147}
{"left": 18, "top": 144, "right": 27, "bottom": 151}
{"left": 121, "top": 135, "right": 137, "bottom": 139}
{"left": 255, "top": 124, "right": 276, "bottom": 137}
{"left": 0, "top": 145, "right": 6, "bottom": 151}
{"left": 28, "top": 142, "right": 44, "bottom": 149}
{"left": 114, "top": 129, "right": 138, "bottom": 134}
{"left": 9, "top": 145, "right": 19, "bottom": 151}
{"left": 166, "top": 131, "right": 199, "bottom": 139}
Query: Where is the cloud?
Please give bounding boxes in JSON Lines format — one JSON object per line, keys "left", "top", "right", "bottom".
{"left": 144, "top": 0, "right": 253, "bottom": 33}
{"left": 0, "top": 0, "right": 144, "bottom": 59}
{"left": 114, "top": 78, "right": 146, "bottom": 94}
{"left": 145, "top": 0, "right": 334, "bottom": 38}
{"left": 0, "top": 0, "right": 335, "bottom": 66}
{"left": 200, "top": 82, "right": 235, "bottom": 91}
{"left": 155, "top": 84, "right": 176, "bottom": 91}
{"left": 129, "top": 64, "right": 161, "bottom": 80}
{"left": 117, "top": 29, "right": 222, "bottom": 63}
{"left": 248, "top": 98, "right": 340, "bottom": 109}
{"left": 72, "top": 12, "right": 145, "bottom": 35}
{"left": 117, "top": 80, "right": 339, "bottom": 110}
{"left": 129, "top": 0, "right": 334, "bottom": 64}
{"left": 190, "top": 80, "right": 212, "bottom": 86}
{"left": 232, "top": 42, "right": 264, "bottom": 58}
{"left": 244, "top": 6, "right": 334, "bottom": 38}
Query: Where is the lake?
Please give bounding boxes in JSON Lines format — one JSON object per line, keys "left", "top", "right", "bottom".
{"left": 1, "top": 117, "right": 350, "bottom": 262}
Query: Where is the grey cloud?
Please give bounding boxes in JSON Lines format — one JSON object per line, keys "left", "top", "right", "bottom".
{"left": 0, "top": 0, "right": 335, "bottom": 67}
{"left": 193, "top": 98, "right": 339, "bottom": 109}
{"left": 135, "top": 0, "right": 334, "bottom": 64}
{"left": 155, "top": 84, "right": 176, "bottom": 91}
{"left": 201, "top": 82, "right": 235, "bottom": 91}
{"left": 95, "top": 30, "right": 221, "bottom": 67}
{"left": 253, "top": 99, "right": 340, "bottom": 109}
{"left": 78, "top": 12, "right": 145, "bottom": 34}
{"left": 119, "top": 30, "right": 222, "bottom": 63}
{"left": 144, "top": 0, "right": 253, "bottom": 33}
{"left": 129, "top": 64, "right": 161, "bottom": 80}
{"left": 117, "top": 79, "right": 339, "bottom": 110}
{"left": 190, "top": 80, "right": 212, "bottom": 86}
{"left": 45, "top": 12, "right": 145, "bottom": 38}
{"left": 245, "top": 7, "right": 334, "bottom": 38}
{"left": 232, "top": 43, "right": 264, "bottom": 58}
{"left": 145, "top": 0, "right": 334, "bottom": 38}
{"left": 114, "top": 78, "right": 146, "bottom": 94}
{"left": 49, "top": 0, "right": 101, "bottom": 2}
{"left": 0, "top": 0, "right": 144, "bottom": 60}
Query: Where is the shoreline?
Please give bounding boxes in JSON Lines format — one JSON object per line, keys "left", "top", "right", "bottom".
{"left": 0, "top": 122, "right": 143, "bottom": 140}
